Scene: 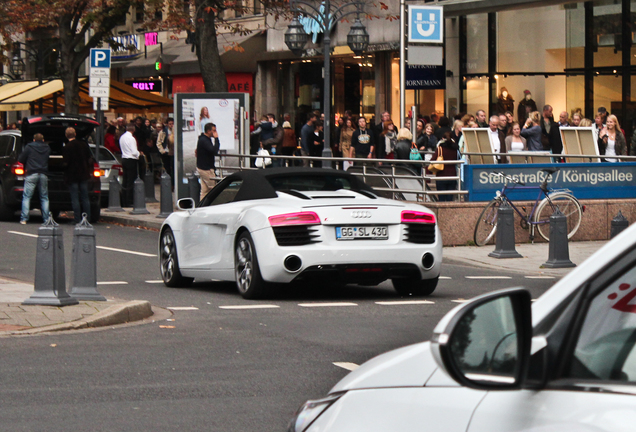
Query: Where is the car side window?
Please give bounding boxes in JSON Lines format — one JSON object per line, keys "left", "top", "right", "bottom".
{"left": 200, "top": 180, "right": 243, "bottom": 207}
{"left": 0, "top": 136, "right": 14, "bottom": 156}
{"left": 566, "top": 264, "right": 636, "bottom": 381}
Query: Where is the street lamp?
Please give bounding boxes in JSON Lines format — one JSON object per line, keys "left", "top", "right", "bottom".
{"left": 285, "top": 0, "right": 369, "bottom": 165}
{"left": 10, "top": 55, "right": 26, "bottom": 78}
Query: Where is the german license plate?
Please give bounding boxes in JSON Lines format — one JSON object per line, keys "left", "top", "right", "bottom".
{"left": 336, "top": 226, "right": 388, "bottom": 240}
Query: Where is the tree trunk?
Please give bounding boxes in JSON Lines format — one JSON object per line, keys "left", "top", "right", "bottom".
{"left": 58, "top": 13, "right": 81, "bottom": 114}
{"left": 196, "top": 1, "right": 228, "bottom": 93}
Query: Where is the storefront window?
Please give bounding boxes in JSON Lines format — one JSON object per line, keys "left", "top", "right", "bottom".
{"left": 566, "top": 3, "right": 585, "bottom": 70}
{"left": 465, "top": 77, "right": 488, "bottom": 118}
{"left": 594, "top": 74, "right": 621, "bottom": 118}
{"left": 498, "top": 5, "right": 566, "bottom": 74}
{"left": 466, "top": 14, "right": 488, "bottom": 74}
{"left": 593, "top": 0, "right": 622, "bottom": 68}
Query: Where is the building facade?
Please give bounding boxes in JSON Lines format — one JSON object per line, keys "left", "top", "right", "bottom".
{"left": 255, "top": 0, "right": 636, "bottom": 141}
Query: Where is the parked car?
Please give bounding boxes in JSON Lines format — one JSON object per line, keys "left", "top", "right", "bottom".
{"left": 159, "top": 168, "right": 442, "bottom": 299}
{"left": 0, "top": 114, "right": 102, "bottom": 223}
{"left": 89, "top": 144, "right": 122, "bottom": 207}
{"left": 288, "top": 223, "right": 636, "bottom": 432}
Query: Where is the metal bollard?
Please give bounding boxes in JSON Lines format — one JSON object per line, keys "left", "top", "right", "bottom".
{"left": 542, "top": 208, "right": 576, "bottom": 268}
{"left": 321, "top": 147, "right": 333, "bottom": 169}
{"left": 107, "top": 171, "right": 124, "bottom": 212}
{"left": 69, "top": 214, "right": 106, "bottom": 301}
{"left": 157, "top": 170, "right": 173, "bottom": 218}
{"left": 488, "top": 201, "right": 522, "bottom": 259}
{"left": 144, "top": 168, "right": 158, "bottom": 203}
{"left": 130, "top": 176, "right": 150, "bottom": 215}
{"left": 23, "top": 216, "right": 79, "bottom": 306}
{"left": 611, "top": 210, "right": 629, "bottom": 239}
{"left": 188, "top": 174, "right": 201, "bottom": 207}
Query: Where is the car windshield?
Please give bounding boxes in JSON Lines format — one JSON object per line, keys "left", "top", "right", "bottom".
{"left": 267, "top": 174, "right": 355, "bottom": 192}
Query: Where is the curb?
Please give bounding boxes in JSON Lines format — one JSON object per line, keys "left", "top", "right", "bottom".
{"left": 99, "top": 214, "right": 163, "bottom": 230}
{"left": 2, "top": 300, "right": 158, "bottom": 336}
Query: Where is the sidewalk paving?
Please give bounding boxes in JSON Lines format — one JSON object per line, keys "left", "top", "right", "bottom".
{"left": 0, "top": 277, "right": 167, "bottom": 336}
{"left": 443, "top": 240, "right": 607, "bottom": 277}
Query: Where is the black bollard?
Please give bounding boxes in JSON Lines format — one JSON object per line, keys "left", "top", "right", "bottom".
{"left": 144, "top": 168, "right": 158, "bottom": 203}
{"left": 130, "top": 176, "right": 150, "bottom": 215}
{"left": 23, "top": 216, "right": 79, "bottom": 306}
{"left": 543, "top": 208, "right": 576, "bottom": 268}
{"left": 611, "top": 210, "right": 629, "bottom": 239}
{"left": 107, "top": 172, "right": 124, "bottom": 212}
{"left": 157, "top": 170, "right": 173, "bottom": 218}
{"left": 489, "top": 201, "right": 522, "bottom": 259}
{"left": 69, "top": 214, "right": 106, "bottom": 301}
{"left": 188, "top": 174, "right": 201, "bottom": 207}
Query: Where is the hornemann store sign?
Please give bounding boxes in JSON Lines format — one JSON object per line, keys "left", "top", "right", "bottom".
{"left": 464, "top": 163, "right": 636, "bottom": 201}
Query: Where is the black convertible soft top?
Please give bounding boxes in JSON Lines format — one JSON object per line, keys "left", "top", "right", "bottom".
{"left": 219, "top": 167, "right": 376, "bottom": 203}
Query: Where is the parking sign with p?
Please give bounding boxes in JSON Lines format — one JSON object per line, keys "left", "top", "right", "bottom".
{"left": 90, "top": 49, "right": 111, "bottom": 69}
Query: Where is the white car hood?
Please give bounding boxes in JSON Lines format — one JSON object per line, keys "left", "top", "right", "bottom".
{"left": 330, "top": 341, "right": 442, "bottom": 393}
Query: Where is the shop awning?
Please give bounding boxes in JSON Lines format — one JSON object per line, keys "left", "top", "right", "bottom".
{"left": 122, "top": 31, "right": 266, "bottom": 78}
{"left": 0, "top": 80, "right": 42, "bottom": 103}
{"left": 0, "top": 78, "right": 174, "bottom": 113}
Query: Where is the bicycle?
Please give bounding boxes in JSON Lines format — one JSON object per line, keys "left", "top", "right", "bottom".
{"left": 474, "top": 167, "right": 583, "bottom": 246}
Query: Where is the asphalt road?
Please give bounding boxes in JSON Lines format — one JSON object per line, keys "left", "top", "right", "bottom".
{"left": 0, "top": 219, "right": 556, "bottom": 431}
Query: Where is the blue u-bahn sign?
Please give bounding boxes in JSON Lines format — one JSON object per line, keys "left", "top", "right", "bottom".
{"left": 464, "top": 163, "right": 636, "bottom": 201}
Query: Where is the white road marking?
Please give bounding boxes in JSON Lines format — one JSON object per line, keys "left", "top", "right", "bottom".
{"left": 375, "top": 300, "right": 435, "bottom": 305}
{"left": 145, "top": 280, "right": 165, "bottom": 284}
{"left": 440, "top": 276, "right": 452, "bottom": 280}
{"left": 525, "top": 276, "right": 556, "bottom": 279}
{"left": 167, "top": 307, "right": 199, "bottom": 311}
{"left": 8, "top": 231, "right": 156, "bottom": 257}
{"left": 333, "top": 362, "right": 359, "bottom": 371}
{"left": 96, "top": 281, "right": 128, "bottom": 285}
{"left": 451, "top": 299, "right": 468, "bottom": 303}
{"left": 219, "top": 305, "right": 280, "bottom": 310}
{"left": 7, "top": 231, "right": 37, "bottom": 238}
{"left": 96, "top": 246, "right": 156, "bottom": 257}
{"left": 298, "top": 302, "right": 358, "bottom": 308}
{"left": 465, "top": 276, "right": 512, "bottom": 280}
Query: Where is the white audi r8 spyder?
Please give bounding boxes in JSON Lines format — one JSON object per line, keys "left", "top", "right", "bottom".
{"left": 158, "top": 168, "right": 442, "bottom": 299}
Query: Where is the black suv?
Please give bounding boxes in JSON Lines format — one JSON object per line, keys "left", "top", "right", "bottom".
{"left": 0, "top": 114, "right": 102, "bottom": 223}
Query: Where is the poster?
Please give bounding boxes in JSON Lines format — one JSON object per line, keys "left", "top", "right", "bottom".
{"left": 174, "top": 93, "right": 250, "bottom": 200}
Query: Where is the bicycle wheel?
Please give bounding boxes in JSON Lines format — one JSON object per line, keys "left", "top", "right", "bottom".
{"left": 474, "top": 199, "right": 501, "bottom": 246}
{"left": 534, "top": 193, "right": 582, "bottom": 242}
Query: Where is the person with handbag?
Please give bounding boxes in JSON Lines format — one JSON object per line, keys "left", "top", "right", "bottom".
{"left": 432, "top": 132, "right": 459, "bottom": 202}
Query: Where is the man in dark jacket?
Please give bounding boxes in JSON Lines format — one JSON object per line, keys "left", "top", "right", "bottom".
{"left": 351, "top": 117, "right": 375, "bottom": 160}
{"left": 63, "top": 127, "right": 94, "bottom": 224}
{"left": 261, "top": 114, "right": 284, "bottom": 167}
{"left": 541, "top": 105, "right": 562, "bottom": 155}
{"left": 300, "top": 113, "right": 317, "bottom": 167}
{"left": 196, "top": 122, "right": 221, "bottom": 200}
{"left": 18, "top": 133, "right": 50, "bottom": 224}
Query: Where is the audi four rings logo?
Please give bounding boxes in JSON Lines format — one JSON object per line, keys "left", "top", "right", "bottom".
{"left": 351, "top": 211, "right": 372, "bottom": 218}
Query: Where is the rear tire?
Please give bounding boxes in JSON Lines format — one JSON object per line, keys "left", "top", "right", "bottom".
{"left": 159, "top": 228, "right": 193, "bottom": 287}
{"left": 0, "top": 186, "right": 16, "bottom": 221}
{"left": 89, "top": 202, "right": 101, "bottom": 224}
{"left": 392, "top": 276, "right": 438, "bottom": 297}
{"left": 474, "top": 199, "right": 500, "bottom": 246}
{"left": 235, "top": 231, "right": 267, "bottom": 299}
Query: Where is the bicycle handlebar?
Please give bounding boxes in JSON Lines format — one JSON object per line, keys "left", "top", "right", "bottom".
{"left": 495, "top": 171, "right": 526, "bottom": 186}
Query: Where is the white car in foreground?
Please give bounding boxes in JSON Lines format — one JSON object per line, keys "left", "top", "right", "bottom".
{"left": 288, "top": 223, "right": 636, "bottom": 431}
{"left": 159, "top": 168, "right": 442, "bottom": 298}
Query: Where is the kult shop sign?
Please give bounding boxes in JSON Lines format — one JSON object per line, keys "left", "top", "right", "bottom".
{"left": 465, "top": 163, "right": 636, "bottom": 201}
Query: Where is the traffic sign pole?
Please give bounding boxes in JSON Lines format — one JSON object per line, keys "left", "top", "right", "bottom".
{"left": 90, "top": 48, "right": 111, "bottom": 169}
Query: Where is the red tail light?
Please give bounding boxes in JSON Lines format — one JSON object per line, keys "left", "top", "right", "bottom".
{"left": 111, "top": 164, "right": 123, "bottom": 176}
{"left": 269, "top": 211, "right": 321, "bottom": 226}
{"left": 401, "top": 210, "right": 436, "bottom": 224}
{"left": 93, "top": 163, "right": 101, "bottom": 178}
{"left": 11, "top": 162, "right": 25, "bottom": 176}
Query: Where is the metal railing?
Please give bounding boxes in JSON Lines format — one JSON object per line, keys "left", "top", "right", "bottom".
{"left": 212, "top": 152, "right": 467, "bottom": 202}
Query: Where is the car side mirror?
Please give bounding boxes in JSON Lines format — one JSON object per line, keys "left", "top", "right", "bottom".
{"left": 430, "top": 288, "right": 532, "bottom": 390}
{"left": 177, "top": 198, "right": 195, "bottom": 213}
